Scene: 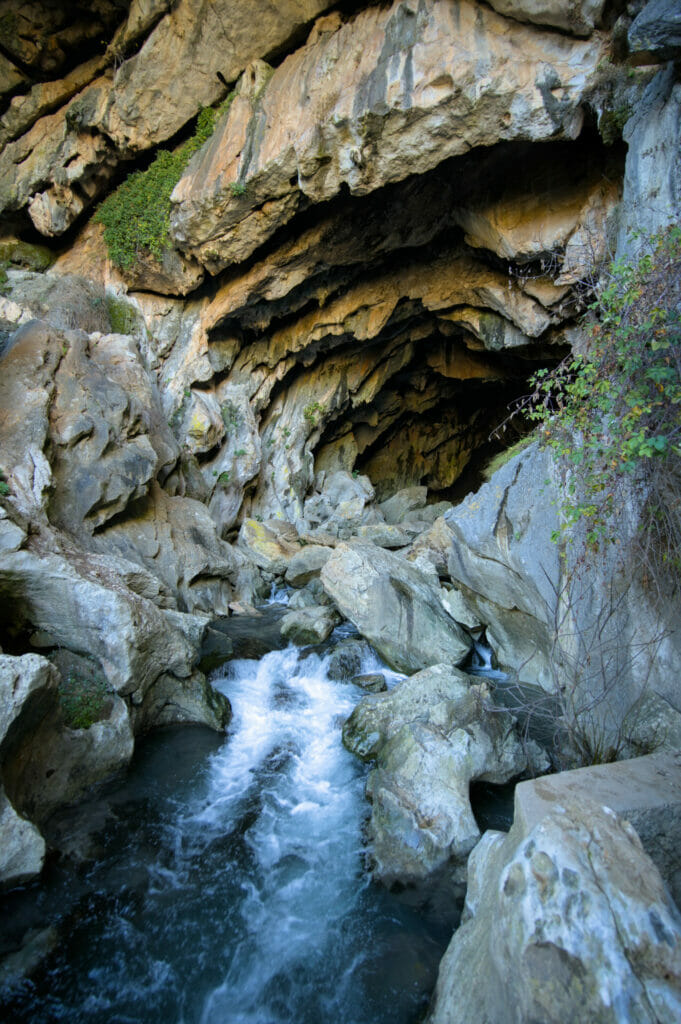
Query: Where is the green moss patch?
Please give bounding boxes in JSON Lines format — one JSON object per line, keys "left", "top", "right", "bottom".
{"left": 58, "top": 670, "right": 111, "bottom": 730}
{"left": 95, "top": 95, "right": 235, "bottom": 271}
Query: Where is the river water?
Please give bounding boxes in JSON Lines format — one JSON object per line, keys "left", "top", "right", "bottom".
{"left": 1, "top": 640, "right": 458, "bottom": 1023}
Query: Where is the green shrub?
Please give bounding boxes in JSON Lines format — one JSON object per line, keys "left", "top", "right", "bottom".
{"left": 95, "top": 95, "right": 235, "bottom": 270}
{"left": 526, "top": 225, "right": 681, "bottom": 588}
{"left": 303, "top": 401, "right": 324, "bottom": 425}
{"left": 58, "top": 671, "right": 110, "bottom": 730}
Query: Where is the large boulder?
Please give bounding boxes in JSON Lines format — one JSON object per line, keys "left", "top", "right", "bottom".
{"left": 428, "top": 799, "right": 681, "bottom": 1023}
{"left": 628, "top": 0, "right": 681, "bottom": 64}
{"left": 444, "top": 441, "right": 681, "bottom": 760}
{"left": 344, "top": 664, "right": 528, "bottom": 884}
{"left": 321, "top": 541, "right": 471, "bottom": 672}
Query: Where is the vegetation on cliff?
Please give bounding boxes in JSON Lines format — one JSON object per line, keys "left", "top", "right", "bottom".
{"left": 95, "top": 97, "right": 234, "bottom": 270}
{"left": 527, "top": 225, "right": 681, "bottom": 590}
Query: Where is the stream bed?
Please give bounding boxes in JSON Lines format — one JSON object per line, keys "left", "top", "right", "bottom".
{"left": 1, "top": 639, "right": 461, "bottom": 1024}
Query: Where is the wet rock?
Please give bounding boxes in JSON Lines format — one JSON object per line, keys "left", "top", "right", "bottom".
{"left": 321, "top": 542, "right": 471, "bottom": 673}
{"left": 280, "top": 605, "right": 339, "bottom": 645}
{"left": 428, "top": 800, "right": 681, "bottom": 1023}
{"left": 5, "top": 689, "right": 134, "bottom": 825}
{"left": 131, "top": 670, "right": 231, "bottom": 734}
{"left": 327, "top": 638, "right": 374, "bottom": 682}
{"left": 343, "top": 664, "right": 527, "bottom": 884}
{"left": 351, "top": 673, "right": 387, "bottom": 693}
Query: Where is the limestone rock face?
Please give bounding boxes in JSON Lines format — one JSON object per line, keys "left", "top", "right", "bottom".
{"left": 94, "top": 483, "right": 238, "bottom": 617}
{"left": 428, "top": 800, "right": 681, "bottom": 1023}
{"left": 629, "top": 0, "right": 681, "bottom": 64}
{"left": 0, "top": 653, "right": 59, "bottom": 887}
{"left": 0, "top": 1, "right": 334, "bottom": 235}
{"left": 444, "top": 441, "right": 681, "bottom": 757}
{"left": 617, "top": 66, "right": 681, "bottom": 256}
{"left": 170, "top": 0, "right": 605, "bottom": 270}
{"left": 343, "top": 664, "right": 527, "bottom": 883}
{"left": 321, "top": 542, "right": 471, "bottom": 672}
{"left": 485, "top": 0, "right": 606, "bottom": 36}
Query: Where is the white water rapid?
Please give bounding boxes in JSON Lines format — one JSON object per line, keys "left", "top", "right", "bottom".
{"left": 1, "top": 639, "right": 453, "bottom": 1024}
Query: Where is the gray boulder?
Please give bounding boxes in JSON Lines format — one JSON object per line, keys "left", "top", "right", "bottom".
{"left": 351, "top": 673, "right": 387, "bottom": 693}
{"left": 356, "top": 523, "right": 410, "bottom": 549}
{"left": 379, "top": 486, "right": 427, "bottom": 524}
{"left": 0, "top": 652, "right": 58, "bottom": 887}
{"left": 344, "top": 665, "right": 528, "bottom": 884}
{"left": 629, "top": 0, "right": 681, "bottom": 63}
{"left": 280, "top": 605, "right": 339, "bottom": 645}
{"left": 322, "top": 541, "right": 471, "bottom": 672}
{"left": 284, "top": 544, "right": 332, "bottom": 587}
{"left": 428, "top": 799, "right": 681, "bottom": 1023}
{"left": 327, "top": 638, "right": 374, "bottom": 681}
{"left": 0, "top": 790, "right": 45, "bottom": 890}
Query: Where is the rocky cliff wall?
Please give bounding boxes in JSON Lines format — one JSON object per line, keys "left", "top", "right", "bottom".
{"left": 0, "top": 0, "right": 680, "bottom": 892}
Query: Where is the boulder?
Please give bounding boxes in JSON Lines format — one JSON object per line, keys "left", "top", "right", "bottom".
{"left": 356, "top": 524, "right": 410, "bottom": 549}
{"left": 351, "top": 673, "right": 387, "bottom": 693}
{"left": 428, "top": 800, "right": 681, "bottom": 1023}
{"left": 0, "top": 652, "right": 59, "bottom": 887}
{"left": 238, "top": 518, "right": 302, "bottom": 574}
{"left": 327, "top": 638, "right": 374, "bottom": 682}
{"left": 0, "top": 539, "right": 200, "bottom": 708}
{"left": 321, "top": 541, "right": 471, "bottom": 672}
{"left": 0, "top": 790, "right": 45, "bottom": 890}
{"left": 343, "top": 665, "right": 527, "bottom": 884}
{"left": 628, "top": 0, "right": 681, "bottom": 63}
{"left": 280, "top": 605, "right": 339, "bottom": 645}
{"left": 284, "top": 544, "right": 332, "bottom": 586}
{"left": 379, "top": 487, "right": 428, "bottom": 524}
{"left": 5, "top": 690, "right": 134, "bottom": 825}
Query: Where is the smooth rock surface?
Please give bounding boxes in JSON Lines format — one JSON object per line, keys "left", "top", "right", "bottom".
{"left": 428, "top": 800, "right": 681, "bottom": 1023}
{"left": 344, "top": 664, "right": 527, "bottom": 883}
{"left": 322, "top": 542, "right": 471, "bottom": 672}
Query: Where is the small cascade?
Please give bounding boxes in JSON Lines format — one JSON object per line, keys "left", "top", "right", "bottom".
{"left": 0, "top": 643, "right": 453, "bottom": 1024}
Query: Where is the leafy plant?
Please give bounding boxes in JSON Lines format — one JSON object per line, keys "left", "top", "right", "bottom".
{"left": 303, "top": 401, "right": 324, "bottom": 425}
{"left": 58, "top": 670, "right": 110, "bottom": 730}
{"left": 95, "top": 95, "right": 235, "bottom": 270}
{"left": 525, "top": 225, "right": 681, "bottom": 593}
{"left": 230, "top": 182, "right": 247, "bottom": 197}
{"left": 0, "top": 468, "right": 9, "bottom": 497}
{"left": 217, "top": 471, "right": 231, "bottom": 485}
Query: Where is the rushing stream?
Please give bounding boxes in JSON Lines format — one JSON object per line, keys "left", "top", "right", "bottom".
{"left": 1, "top": 636, "right": 458, "bottom": 1023}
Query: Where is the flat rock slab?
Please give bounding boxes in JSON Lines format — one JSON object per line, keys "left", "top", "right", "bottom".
{"left": 514, "top": 752, "right": 681, "bottom": 906}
